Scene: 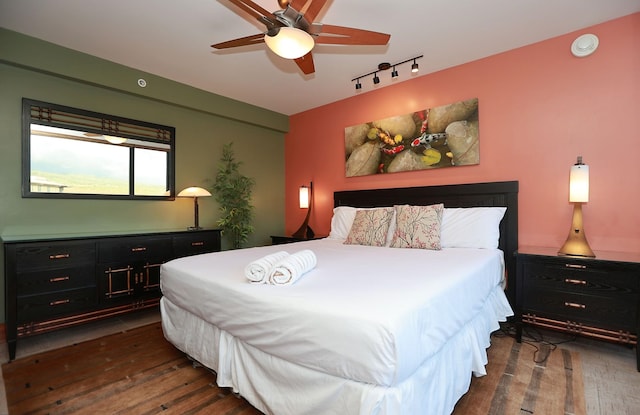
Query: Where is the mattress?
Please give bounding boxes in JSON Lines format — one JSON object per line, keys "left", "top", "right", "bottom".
{"left": 160, "top": 238, "right": 509, "bottom": 387}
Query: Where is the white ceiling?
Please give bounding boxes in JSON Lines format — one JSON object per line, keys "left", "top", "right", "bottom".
{"left": 1, "top": 0, "right": 639, "bottom": 115}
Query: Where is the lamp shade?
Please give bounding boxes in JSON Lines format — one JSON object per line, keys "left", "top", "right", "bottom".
{"left": 178, "top": 187, "right": 211, "bottom": 198}
{"left": 264, "top": 27, "right": 314, "bottom": 59}
{"left": 299, "top": 185, "right": 310, "bottom": 209}
{"left": 569, "top": 164, "right": 589, "bottom": 203}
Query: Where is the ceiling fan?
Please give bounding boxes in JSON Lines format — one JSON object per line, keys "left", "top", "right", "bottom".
{"left": 212, "top": 0, "right": 391, "bottom": 75}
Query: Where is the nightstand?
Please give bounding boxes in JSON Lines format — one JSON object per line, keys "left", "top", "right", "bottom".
{"left": 270, "top": 235, "right": 324, "bottom": 245}
{"left": 515, "top": 246, "right": 640, "bottom": 371}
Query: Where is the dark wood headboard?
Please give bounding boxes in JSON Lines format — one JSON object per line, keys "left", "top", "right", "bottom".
{"left": 334, "top": 181, "right": 519, "bottom": 305}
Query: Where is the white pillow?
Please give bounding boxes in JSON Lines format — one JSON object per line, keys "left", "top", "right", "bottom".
{"left": 328, "top": 206, "right": 396, "bottom": 245}
{"left": 328, "top": 206, "right": 358, "bottom": 240}
{"left": 440, "top": 207, "right": 507, "bottom": 249}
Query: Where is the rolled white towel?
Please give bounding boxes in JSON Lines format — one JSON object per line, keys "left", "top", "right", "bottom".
{"left": 269, "top": 249, "right": 317, "bottom": 285}
{"left": 244, "top": 251, "right": 289, "bottom": 283}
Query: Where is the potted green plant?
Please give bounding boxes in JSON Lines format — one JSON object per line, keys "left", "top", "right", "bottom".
{"left": 210, "top": 142, "right": 255, "bottom": 249}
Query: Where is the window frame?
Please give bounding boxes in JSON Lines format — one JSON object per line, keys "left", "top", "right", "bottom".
{"left": 22, "top": 98, "right": 176, "bottom": 200}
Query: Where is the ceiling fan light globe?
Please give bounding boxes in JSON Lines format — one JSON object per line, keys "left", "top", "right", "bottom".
{"left": 264, "top": 27, "right": 314, "bottom": 59}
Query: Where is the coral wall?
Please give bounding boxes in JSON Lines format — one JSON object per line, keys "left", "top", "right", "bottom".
{"left": 285, "top": 13, "right": 640, "bottom": 254}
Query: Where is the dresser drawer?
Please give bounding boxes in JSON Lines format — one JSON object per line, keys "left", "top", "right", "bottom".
{"left": 16, "top": 264, "right": 96, "bottom": 296}
{"left": 99, "top": 236, "right": 172, "bottom": 263}
{"left": 16, "top": 287, "right": 97, "bottom": 324}
{"left": 523, "top": 262, "right": 638, "bottom": 296}
{"left": 173, "top": 231, "right": 221, "bottom": 258}
{"left": 523, "top": 286, "right": 637, "bottom": 331}
{"left": 15, "top": 241, "right": 95, "bottom": 271}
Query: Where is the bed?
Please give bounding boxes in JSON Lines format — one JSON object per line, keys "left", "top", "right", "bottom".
{"left": 160, "top": 180, "right": 518, "bottom": 415}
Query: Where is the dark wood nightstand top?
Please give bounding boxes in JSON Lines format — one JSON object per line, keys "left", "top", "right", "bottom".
{"left": 270, "top": 235, "right": 326, "bottom": 245}
{"left": 517, "top": 245, "right": 640, "bottom": 265}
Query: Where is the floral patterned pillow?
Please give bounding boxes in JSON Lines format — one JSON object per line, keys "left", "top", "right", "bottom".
{"left": 389, "top": 204, "right": 444, "bottom": 250}
{"left": 344, "top": 207, "right": 395, "bottom": 247}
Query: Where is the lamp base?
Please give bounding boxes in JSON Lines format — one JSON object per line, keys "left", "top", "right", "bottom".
{"left": 292, "top": 196, "right": 314, "bottom": 239}
{"left": 187, "top": 226, "right": 203, "bottom": 231}
{"left": 292, "top": 225, "right": 315, "bottom": 240}
{"left": 558, "top": 203, "right": 595, "bottom": 258}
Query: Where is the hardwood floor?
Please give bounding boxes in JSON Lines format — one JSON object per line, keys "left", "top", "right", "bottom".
{"left": 514, "top": 325, "right": 640, "bottom": 415}
{"left": 1, "top": 310, "right": 638, "bottom": 415}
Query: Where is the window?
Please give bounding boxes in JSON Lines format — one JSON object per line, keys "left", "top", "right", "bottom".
{"left": 22, "top": 98, "right": 175, "bottom": 200}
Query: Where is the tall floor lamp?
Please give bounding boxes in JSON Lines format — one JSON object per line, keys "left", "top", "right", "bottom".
{"left": 292, "top": 181, "right": 315, "bottom": 239}
{"left": 558, "top": 156, "right": 595, "bottom": 257}
{"left": 177, "top": 186, "right": 212, "bottom": 230}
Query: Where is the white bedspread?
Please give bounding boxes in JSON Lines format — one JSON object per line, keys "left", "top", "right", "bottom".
{"left": 160, "top": 238, "right": 509, "bottom": 387}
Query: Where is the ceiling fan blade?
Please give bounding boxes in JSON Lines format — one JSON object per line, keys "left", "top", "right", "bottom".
{"left": 299, "top": 0, "right": 329, "bottom": 23}
{"left": 312, "top": 24, "right": 390, "bottom": 45}
{"left": 212, "top": 33, "right": 265, "bottom": 49}
{"left": 294, "top": 52, "right": 315, "bottom": 75}
{"left": 287, "top": 0, "right": 308, "bottom": 11}
{"left": 228, "top": 0, "right": 279, "bottom": 29}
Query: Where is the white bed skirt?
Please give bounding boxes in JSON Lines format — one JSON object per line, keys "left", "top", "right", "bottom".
{"left": 160, "top": 285, "right": 512, "bottom": 415}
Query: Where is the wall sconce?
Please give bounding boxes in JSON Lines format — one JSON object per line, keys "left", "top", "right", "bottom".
{"left": 558, "top": 156, "right": 595, "bottom": 257}
{"left": 292, "top": 181, "right": 315, "bottom": 239}
{"left": 351, "top": 55, "right": 423, "bottom": 90}
{"left": 177, "top": 186, "right": 212, "bottom": 230}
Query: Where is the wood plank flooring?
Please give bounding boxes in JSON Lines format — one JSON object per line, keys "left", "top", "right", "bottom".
{"left": 1, "top": 310, "right": 638, "bottom": 414}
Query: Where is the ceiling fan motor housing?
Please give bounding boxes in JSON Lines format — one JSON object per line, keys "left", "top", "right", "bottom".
{"left": 274, "top": 7, "right": 310, "bottom": 32}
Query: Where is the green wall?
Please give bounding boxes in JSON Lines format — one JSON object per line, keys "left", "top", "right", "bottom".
{"left": 0, "top": 29, "right": 289, "bottom": 324}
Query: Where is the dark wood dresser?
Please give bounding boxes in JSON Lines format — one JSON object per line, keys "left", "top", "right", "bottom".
{"left": 3, "top": 228, "right": 221, "bottom": 360}
{"left": 515, "top": 246, "right": 640, "bottom": 370}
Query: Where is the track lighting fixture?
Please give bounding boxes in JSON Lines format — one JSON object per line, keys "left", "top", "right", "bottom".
{"left": 352, "top": 55, "right": 423, "bottom": 90}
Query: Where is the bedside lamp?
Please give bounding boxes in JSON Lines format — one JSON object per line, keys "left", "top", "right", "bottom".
{"left": 292, "top": 181, "right": 315, "bottom": 239}
{"left": 177, "top": 186, "right": 212, "bottom": 230}
{"left": 558, "top": 156, "right": 595, "bottom": 257}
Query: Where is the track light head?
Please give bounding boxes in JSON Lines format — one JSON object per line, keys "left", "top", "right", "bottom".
{"left": 355, "top": 79, "right": 362, "bottom": 90}
{"left": 391, "top": 67, "right": 398, "bottom": 78}
{"left": 373, "top": 73, "right": 380, "bottom": 84}
{"left": 411, "top": 60, "right": 419, "bottom": 73}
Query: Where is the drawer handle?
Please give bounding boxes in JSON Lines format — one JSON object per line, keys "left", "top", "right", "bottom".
{"left": 105, "top": 266, "right": 132, "bottom": 274}
{"left": 564, "top": 278, "right": 587, "bottom": 285}
{"left": 50, "top": 299, "right": 70, "bottom": 306}
{"left": 49, "top": 253, "right": 70, "bottom": 260}
{"left": 565, "top": 263, "right": 586, "bottom": 269}
{"left": 564, "top": 301, "right": 586, "bottom": 309}
{"left": 49, "top": 276, "right": 70, "bottom": 283}
{"left": 191, "top": 241, "right": 205, "bottom": 247}
{"left": 131, "top": 247, "right": 147, "bottom": 252}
